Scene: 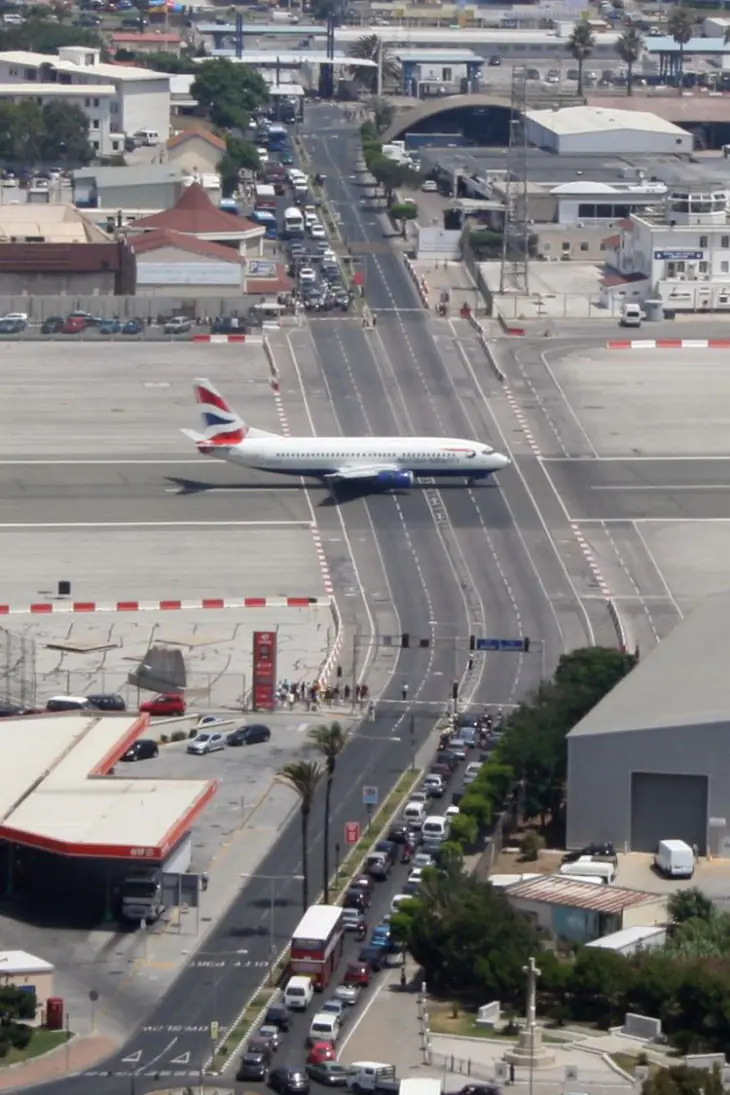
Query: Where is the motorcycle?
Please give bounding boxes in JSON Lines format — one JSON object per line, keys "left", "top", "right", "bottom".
{"left": 356, "top": 922, "right": 367, "bottom": 941}
{"left": 401, "top": 843, "right": 414, "bottom": 864}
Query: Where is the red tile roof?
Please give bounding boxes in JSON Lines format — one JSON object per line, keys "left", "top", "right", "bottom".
{"left": 167, "top": 127, "right": 225, "bottom": 152}
{"left": 131, "top": 228, "right": 245, "bottom": 264}
{"left": 111, "top": 31, "right": 181, "bottom": 43}
{"left": 130, "top": 183, "right": 260, "bottom": 237}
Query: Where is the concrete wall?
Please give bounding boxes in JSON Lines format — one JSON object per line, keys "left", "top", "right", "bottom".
{"left": 167, "top": 138, "right": 222, "bottom": 175}
{"left": 118, "top": 78, "right": 170, "bottom": 138}
{"left": 97, "top": 180, "right": 185, "bottom": 210}
{"left": 622, "top": 898, "right": 668, "bottom": 929}
{"left": 567, "top": 722, "right": 730, "bottom": 853}
{"left": 0, "top": 295, "right": 251, "bottom": 320}
{"left": 0, "top": 270, "right": 117, "bottom": 295}
{"left": 0, "top": 967, "right": 54, "bottom": 1005}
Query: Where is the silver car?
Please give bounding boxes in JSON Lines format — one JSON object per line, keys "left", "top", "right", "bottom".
{"left": 334, "top": 982, "right": 361, "bottom": 1006}
{"left": 187, "top": 732, "right": 225, "bottom": 755}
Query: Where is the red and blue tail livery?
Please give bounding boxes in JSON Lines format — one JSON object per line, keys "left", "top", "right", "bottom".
{"left": 193, "top": 379, "right": 247, "bottom": 444}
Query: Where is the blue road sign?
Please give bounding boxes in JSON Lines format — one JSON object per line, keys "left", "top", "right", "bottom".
{"left": 475, "top": 638, "right": 526, "bottom": 652}
{"left": 362, "top": 785, "right": 379, "bottom": 807}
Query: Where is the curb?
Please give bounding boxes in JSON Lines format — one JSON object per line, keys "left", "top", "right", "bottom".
{"left": 404, "top": 255, "right": 429, "bottom": 307}
{"left": 607, "top": 339, "right": 730, "bottom": 350}
{"left": 3, "top": 597, "right": 330, "bottom": 615}
{"left": 191, "top": 334, "right": 247, "bottom": 344}
{"left": 465, "top": 313, "right": 505, "bottom": 384}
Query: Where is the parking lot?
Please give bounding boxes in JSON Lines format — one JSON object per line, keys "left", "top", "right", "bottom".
{"left": 616, "top": 853, "right": 730, "bottom": 910}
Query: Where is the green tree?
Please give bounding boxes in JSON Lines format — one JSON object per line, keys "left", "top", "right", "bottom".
{"left": 616, "top": 28, "right": 644, "bottom": 96}
{"left": 372, "top": 96, "right": 395, "bottom": 134}
{"left": 217, "top": 136, "right": 260, "bottom": 198}
{"left": 642, "top": 1065, "right": 724, "bottom": 1095}
{"left": 349, "top": 35, "right": 399, "bottom": 94}
{"left": 669, "top": 888, "right": 714, "bottom": 925}
{"left": 307, "top": 721, "right": 348, "bottom": 904}
{"left": 570, "top": 948, "right": 634, "bottom": 1025}
{"left": 0, "top": 16, "right": 101, "bottom": 52}
{"left": 369, "top": 155, "right": 419, "bottom": 205}
{"left": 567, "top": 20, "right": 595, "bottom": 96}
{"left": 40, "top": 100, "right": 93, "bottom": 164}
{"left": 278, "top": 760, "right": 323, "bottom": 911}
{"left": 191, "top": 59, "right": 269, "bottom": 131}
{"left": 667, "top": 7, "right": 694, "bottom": 92}
{"left": 117, "top": 50, "right": 197, "bottom": 73}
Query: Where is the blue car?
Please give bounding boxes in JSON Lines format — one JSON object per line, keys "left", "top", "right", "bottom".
{"left": 99, "top": 319, "right": 121, "bottom": 335}
{"left": 280, "top": 151, "right": 294, "bottom": 165}
{"left": 122, "top": 318, "right": 144, "bottom": 335}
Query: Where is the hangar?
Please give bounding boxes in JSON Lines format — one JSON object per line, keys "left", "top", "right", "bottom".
{"left": 0, "top": 712, "right": 217, "bottom": 923}
{"left": 567, "top": 594, "right": 730, "bottom": 858}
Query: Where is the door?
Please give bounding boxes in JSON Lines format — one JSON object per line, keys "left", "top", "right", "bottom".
{"left": 631, "top": 772, "right": 708, "bottom": 853}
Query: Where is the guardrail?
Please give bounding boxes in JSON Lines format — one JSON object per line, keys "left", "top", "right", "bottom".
{"left": 404, "top": 255, "right": 429, "bottom": 307}
{"left": 465, "top": 312, "right": 505, "bottom": 384}
{"left": 607, "top": 597, "right": 629, "bottom": 654}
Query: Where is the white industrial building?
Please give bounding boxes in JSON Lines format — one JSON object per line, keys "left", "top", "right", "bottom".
{"left": 525, "top": 106, "right": 693, "bottom": 157}
{"left": 0, "top": 47, "right": 170, "bottom": 152}
{"left": 551, "top": 178, "right": 670, "bottom": 227}
{"left": 0, "top": 82, "right": 118, "bottom": 157}
{"left": 604, "top": 187, "right": 730, "bottom": 312}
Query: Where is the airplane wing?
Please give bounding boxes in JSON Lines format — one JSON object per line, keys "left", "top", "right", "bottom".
{"left": 326, "top": 464, "right": 414, "bottom": 485}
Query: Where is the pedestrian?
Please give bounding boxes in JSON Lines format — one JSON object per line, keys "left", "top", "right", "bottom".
{"left": 201, "top": 871, "right": 209, "bottom": 892}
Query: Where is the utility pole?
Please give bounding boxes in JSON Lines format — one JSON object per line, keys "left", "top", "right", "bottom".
{"left": 409, "top": 713, "right": 416, "bottom": 771}
{"left": 350, "top": 628, "right": 360, "bottom": 709}
{"left": 376, "top": 38, "right": 384, "bottom": 97}
{"left": 499, "top": 65, "right": 530, "bottom": 295}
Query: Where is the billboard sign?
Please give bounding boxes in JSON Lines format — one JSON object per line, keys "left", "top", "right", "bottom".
{"left": 653, "top": 250, "right": 703, "bottom": 261}
{"left": 252, "top": 630, "right": 277, "bottom": 711}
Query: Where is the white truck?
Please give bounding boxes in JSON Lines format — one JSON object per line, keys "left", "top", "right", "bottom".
{"left": 346, "top": 1063, "right": 399, "bottom": 1093}
{"left": 559, "top": 857, "right": 616, "bottom": 884}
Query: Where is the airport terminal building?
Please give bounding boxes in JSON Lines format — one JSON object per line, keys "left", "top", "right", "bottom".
{"left": 567, "top": 594, "right": 730, "bottom": 858}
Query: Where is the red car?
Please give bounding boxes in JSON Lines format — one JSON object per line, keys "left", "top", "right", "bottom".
{"left": 344, "top": 962, "right": 371, "bottom": 988}
{"left": 307, "top": 1042, "right": 336, "bottom": 1066}
{"left": 62, "top": 315, "right": 86, "bottom": 334}
{"left": 139, "top": 692, "right": 186, "bottom": 717}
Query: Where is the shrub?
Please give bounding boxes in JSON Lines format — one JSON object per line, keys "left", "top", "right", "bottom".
{"left": 9, "top": 1024, "right": 32, "bottom": 1050}
{"left": 170, "top": 730, "right": 186, "bottom": 743}
{"left": 159, "top": 734, "right": 169, "bottom": 745}
{"left": 521, "top": 831, "right": 545, "bottom": 861}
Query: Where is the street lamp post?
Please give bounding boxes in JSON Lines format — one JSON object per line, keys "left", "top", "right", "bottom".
{"left": 240, "top": 872, "right": 305, "bottom": 984}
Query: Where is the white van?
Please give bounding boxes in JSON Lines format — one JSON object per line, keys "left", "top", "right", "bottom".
{"left": 655, "top": 839, "right": 694, "bottom": 879}
{"left": 308, "top": 1011, "right": 341, "bottom": 1044}
{"left": 133, "top": 129, "right": 160, "bottom": 147}
{"left": 402, "top": 800, "right": 427, "bottom": 829}
{"left": 421, "top": 816, "right": 450, "bottom": 842}
{"left": 45, "top": 695, "right": 93, "bottom": 712}
{"left": 283, "top": 974, "right": 314, "bottom": 1010}
{"left": 559, "top": 858, "right": 616, "bottom": 884}
{"left": 619, "top": 302, "right": 643, "bottom": 327}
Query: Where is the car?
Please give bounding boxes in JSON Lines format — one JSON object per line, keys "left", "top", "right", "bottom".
{"left": 423, "top": 775, "right": 445, "bottom": 798}
{"left": 407, "top": 867, "right": 424, "bottom": 888}
{"left": 307, "top": 1061, "right": 348, "bottom": 1085}
{"left": 309, "top": 222, "right": 327, "bottom": 240}
{"left": 545, "top": 69, "right": 560, "bottom": 84}
{"left": 445, "top": 804, "right": 460, "bottom": 819}
{"left": 345, "top": 961, "right": 371, "bottom": 987}
{"left": 525, "top": 67, "right": 540, "bottom": 80}
{"left": 120, "top": 738, "right": 159, "bottom": 762}
{"left": 86, "top": 693, "right": 127, "bottom": 712}
{"left": 411, "top": 852, "right": 434, "bottom": 869}
{"left": 387, "top": 823, "right": 411, "bottom": 845}
{"left": 562, "top": 841, "right": 616, "bottom": 864}
{"left": 351, "top": 875, "right": 375, "bottom": 898}
{"left": 308, "top": 1041, "right": 336, "bottom": 1065}
{"left": 334, "top": 981, "right": 361, "bottom": 1005}
{"left": 100, "top": 319, "right": 121, "bottom": 335}
{"left": 41, "top": 316, "right": 64, "bottom": 334}
{"left": 373, "top": 841, "right": 398, "bottom": 866}
{"left": 258, "top": 1024, "right": 282, "bottom": 1050}
{"left": 68, "top": 310, "right": 102, "bottom": 327}
{"left": 449, "top": 1086, "right": 502, "bottom": 1095}
{"left": 237, "top": 1051, "right": 269, "bottom": 1081}
{"left": 341, "top": 908, "right": 366, "bottom": 932}
{"left": 0, "top": 313, "right": 27, "bottom": 325}
{"left": 164, "top": 316, "right": 192, "bottom": 335}
{"left": 211, "top": 316, "right": 246, "bottom": 334}
{"left": 370, "top": 928, "right": 392, "bottom": 951}
{"left": 140, "top": 692, "right": 186, "bottom": 717}
{"left": 187, "top": 731, "right": 225, "bottom": 755}
{"left": 448, "top": 740, "right": 469, "bottom": 760}
{"left": 344, "top": 887, "right": 367, "bottom": 912}
{"left": 269, "top": 1066, "right": 310, "bottom": 1094}
{"left": 408, "top": 790, "right": 429, "bottom": 805}
{"left": 421, "top": 179, "right": 438, "bottom": 192}
{"left": 250, "top": 1033, "right": 277, "bottom": 1056}
{"left": 123, "top": 318, "right": 144, "bottom": 335}
{"left": 357, "top": 945, "right": 386, "bottom": 971}
{"left": 464, "top": 762, "right": 483, "bottom": 785}
{"left": 439, "top": 750, "right": 461, "bottom": 770}
{"left": 280, "top": 151, "right": 294, "bottom": 165}
{"left": 298, "top": 267, "right": 316, "bottom": 283}
{"left": 264, "top": 1003, "right": 291, "bottom": 1031}
{"left": 227, "top": 723, "right": 271, "bottom": 746}
{"left": 197, "top": 714, "right": 224, "bottom": 728}
{"left": 62, "top": 315, "right": 86, "bottom": 334}
{"left": 321, "top": 998, "right": 346, "bottom": 1022}
{"left": 0, "top": 318, "right": 24, "bottom": 334}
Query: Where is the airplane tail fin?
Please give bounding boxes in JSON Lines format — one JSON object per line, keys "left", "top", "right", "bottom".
{"left": 192, "top": 378, "right": 279, "bottom": 444}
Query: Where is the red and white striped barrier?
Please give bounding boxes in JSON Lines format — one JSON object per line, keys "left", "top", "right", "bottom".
{"left": 2, "top": 597, "right": 330, "bottom": 615}
{"left": 607, "top": 338, "right": 730, "bottom": 350}
{"left": 404, "top": 255, "right": 429, "bottom": 307}
{"left": 191, "top": 334, "right": 247, "bottom": 344}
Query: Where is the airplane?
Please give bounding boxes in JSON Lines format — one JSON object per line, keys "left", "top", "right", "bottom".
{"left": 182, "top": 378, "right": 511, "bottom": 490}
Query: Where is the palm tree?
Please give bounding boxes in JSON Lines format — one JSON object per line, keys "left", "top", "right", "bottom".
{"left": 278, "top": 760, "right": 323, "bottom": 912}
{"left": 307, "top": 722, "right": 348, "bottom": 903}
{"left": 616, "top": 27, "right": 644, "bottom": 96}
{"left": 350, "top": 34, "right": 400, "bottom": 95}
{"left": 668, "top": 7, "right": 694, "bottom": 93}
{"left": 567, "top": 21, "right": 596, "bottom": 97}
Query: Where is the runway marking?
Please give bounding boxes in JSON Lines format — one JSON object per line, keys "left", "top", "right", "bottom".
{"left": 0, "top": 460, "right": 205, "bottom": 465}
{"left": 574, "top": 517, "right": 730, "bottom": 523}
{"left": 543, "top": 456, "right": 730, "bottom": 462}
{"left": 164, "top": 487, "right": 301, "bottom": 493}
{"left": 591, "top": 484, "right": 730, "bottom": 491}
{"left": 0, "top": 521, "right": 315, "bottom": 528}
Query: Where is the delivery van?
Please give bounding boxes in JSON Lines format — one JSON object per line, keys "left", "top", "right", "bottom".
{"left": 559, "top": 857, "right": 616, "bottom": 884}
{"left": 421, "top": 816, "right": 450, "bottom": 842}
{"left": 308, "top": 1011, "right": 341, "bottom": 1045}
{"left": 402, "top": 800, "right": 426, "bottom": 829}
{"left": 619, "top": 302, "right": 643, "bottom": 327}
{"left": 284, "top": 974, "right": 314, "bottom": 1010}
{"left": 655, "top": 839, "right": 694, "bottom": 879}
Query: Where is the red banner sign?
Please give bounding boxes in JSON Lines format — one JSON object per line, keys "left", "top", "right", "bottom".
{"left": 252, "top": 630, "right": 277, "bottom": 711}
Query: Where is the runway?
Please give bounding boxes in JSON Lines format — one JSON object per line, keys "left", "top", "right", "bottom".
{"left": 544, "top": 458, "right": 730, "bottom": 520}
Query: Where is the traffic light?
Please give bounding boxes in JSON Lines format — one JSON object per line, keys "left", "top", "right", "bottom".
{"left": 523, "top": 637, "right": 531, "bottom": 653}
{"left": 469, "top": 635, "right": 476, "bottom": 651}
{"left": 451, "top": 680, "right": 459, "bottom": 701}
{"left": 401, "top": 633, "right": 410, "bottom": 649}
{"left": 336, "top": 665, "right": 343, "bottom": 678}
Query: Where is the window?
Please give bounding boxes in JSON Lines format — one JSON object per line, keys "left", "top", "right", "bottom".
{"left": 92, "top": 119, "right": 99, "bottom": 129}
{"left": 580, "top": 241, "right": 589, "bottom": 252}
{"left": 110, "top": 101, "right": 119, "bottom": 113}
{"left": 699, "top": 261, "right": 709, "bottom": 274}
{"left": 93, "top": 97, "right": 99, "bottom": 107}
{"left": 723, "top": 236, "right": 730, "bottom": 249}
{"left": 442, "top": 67, "right": 452, "bottom": 81}
{"left": 561, "top": 241, "right": 571, "bottom": 253}
{"left": 24, "top": 68, "right": 36, "bottom": 80}
{"left": 92, "top": 140, "right": 99, "bottom": 151}
{"left": 85, "top": 97, "right": 90, "bottom": 107}
{"left": 699, "top": 235, "right": 708, "bottom": 248}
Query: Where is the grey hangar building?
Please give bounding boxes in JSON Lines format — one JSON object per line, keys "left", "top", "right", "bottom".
{"left": 567, "top": 595, "right": 730, "bottom": 857}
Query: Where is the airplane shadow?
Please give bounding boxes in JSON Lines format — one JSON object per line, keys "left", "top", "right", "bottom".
{"left": 165, "top": 476, "right": 501, "bottom": 506}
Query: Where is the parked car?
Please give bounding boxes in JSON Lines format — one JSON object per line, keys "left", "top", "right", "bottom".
{"left": 140, "top": 692, "right": 186, "bottom": 717}
{"left": 421, "top": 179, "right": 438, "bottom": 192}
{"left": 120, "top": 739, "right": 159, "bottom": 762}
{"left": 41, "top": 316, "right": 64, "bottom": 334}
{"left": 68, "top": 310, "right": 102, "bottom": 326}
{"left": 227, "top": 723, "right": 271, "bottom": 746}
{"left": 237, "top": 1050, "right": 269, "bottom": 1081}
{"left": 269, "top": 1067, "right": 311, "bottom": 1095}
{"left": 562, "top": 842, "right": 616, "bottom": 864}
{"left": 0, "top": 318, "right": 24, "bottom": 334}
{"left": 100, "top": 319, "right": 121, "bottom": 335}
{"left": 123, "top": 318, "right": 144, "bottom": 335}
{"left": 187, "top": 731, "right": 225, "bottom": 755}
{"left": 62, "top": 315, "right": 86, "bottom": 334}
{"left": 164, "top": 316, "right": 192, "bottom": 335}
{"left": 87, "top": 693, "right": 126, "bottom": 712}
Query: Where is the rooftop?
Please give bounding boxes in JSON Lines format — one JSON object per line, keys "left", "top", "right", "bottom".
{"left": 585, "top": 925, "right": 667, "bottom": 950}
{"left": 207, "top": 50, "right": 377, "bottom": 67}
{"left": 130, "top": 182, "right": 263, "bottom": 238}
{"left": 644, "top": 36, "right": 730, "bottom": 53}
{"left": 73, "top": 164, "right": 189, "bottom": 190}
{"left": 0, "top": 713, "right": 216, "bottom": 859}
{"left": 525, "top": 105, "right": 690, "bottom": 138}
{"left": 505, "top": 874, "right": 663, "bottom": 913}
{"left": 167, "top": 126, "right": 225, "bottom": 152}
{"left": 0, "top": 49, "right": 167, "bottom": 81}
{"left": 131, "top": 227, "right": 247, "bottom": 263}
{"left": 569, "top": 593, "right": 730, "bottom": 738}
{"left": 0, "top": 83, "right": 115, "bottom": 97}
{"left": 0, "top": 204, "right": 110, "bottom": 244}
{"left": 0, "top": 951, "right": 54, "bottom": 974}
{"left": 394, "top": 48, "right": 483, "bottom": 62}
{"left": 109, "top": 32, "right": 182, "bottom": 44}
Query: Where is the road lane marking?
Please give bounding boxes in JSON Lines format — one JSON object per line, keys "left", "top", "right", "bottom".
{"left": 591, "top": 484, "right": 730, "bottom": 491}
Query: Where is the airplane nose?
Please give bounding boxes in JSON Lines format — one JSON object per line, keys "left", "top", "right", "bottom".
{"left": 495, "top": 453, "right": 511, "bottom": 470}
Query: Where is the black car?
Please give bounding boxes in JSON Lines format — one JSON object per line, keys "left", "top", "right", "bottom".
{"left": 374, "top": 840, "right": 398, "bottom": 866}
{"left": 211, "top": 316, "right": 247, "bottom": 335}
{"left": 387, "top": 823, "right": 411, "bottom": 845}
{"left": 439, "top": 750, "right": 461, "bottom": 771}
{"left": 0, "top": 702, "right": 23, "bottom": 718}
{"left": 87, "top": 693, "right": 126, "bottom": 712}
{"left": 264, "top": 1003, "right": 291, "bottom": 1031}
{"left": 449, "top": 1086, "right": 502, "bottom": 1095}
{"left": 121, "top": 739, "right": 159, "bottom": 762}
{"left": 227, "top": 723, "right": 271, "bottom": 746}
{"left": 237, "top": 1051, "right": 269, "bottom": 1081}
{"left": 562, "top": 841, "right": 616, "bottom": 864}
{"left": 270, "top": 1067, "right": 310, "bottom": 1095}
{"left": 41, "top": 316, "right": 64, "bottom": 334}
{"left": 358, "top": 944, "right": 386, "bottom": 972}
{"left": 344, "top": 886, "right": 368, "bottom": 911}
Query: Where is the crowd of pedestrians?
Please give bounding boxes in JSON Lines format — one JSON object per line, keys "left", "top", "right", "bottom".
{"left": 275, "top": 678, "right": 371, "bottom": 711}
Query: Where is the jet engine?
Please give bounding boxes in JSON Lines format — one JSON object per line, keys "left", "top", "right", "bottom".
{"left": 375, "top": 470, "right": 415, "bottom": 488}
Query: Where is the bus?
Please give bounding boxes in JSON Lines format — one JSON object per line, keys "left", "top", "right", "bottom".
{"left": 254, "top": 183, "right": 277, "bottom": 211}
{"left": 283, "top": 206, "right": 304, "bottom": 237}
{"left": 290, "top": 904, "right": 345, "bottom": 990}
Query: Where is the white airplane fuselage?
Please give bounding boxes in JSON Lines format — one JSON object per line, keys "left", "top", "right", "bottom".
{"left": 199, "top": 434, "right": 510, "bottom": 481}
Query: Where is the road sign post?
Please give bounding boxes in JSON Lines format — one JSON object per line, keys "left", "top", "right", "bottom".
{"left": 362, "top": 786, "right": 379, "bottom": 829}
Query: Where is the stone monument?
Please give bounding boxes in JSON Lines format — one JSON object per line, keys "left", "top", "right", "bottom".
{"left": 504, "top": 956, "right": 556, "bottom": 1069}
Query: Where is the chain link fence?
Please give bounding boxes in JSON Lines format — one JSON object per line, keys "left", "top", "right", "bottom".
{"left": 0, "top": 627, "right": 37, "bottom": 710}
